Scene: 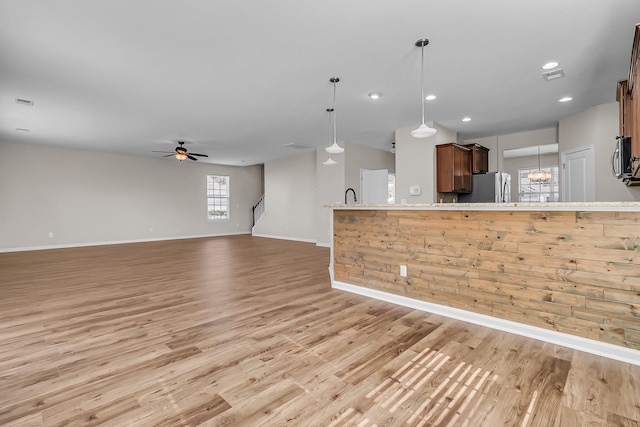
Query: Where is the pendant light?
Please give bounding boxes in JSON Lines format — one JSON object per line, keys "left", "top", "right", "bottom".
{"left": 528, "top": 146, "right": 551, "bottom": 182}
{"left": 411, "top": 38, "right": 437, "bottom": 138}
{"left": 325, "top": 77, "right": 345, "bottom": 154}
{"left": 323, "top": 106, "right": 338, "bottom": 166}
{"left": 323, "top": 156, "right": 337, "bottom": 166}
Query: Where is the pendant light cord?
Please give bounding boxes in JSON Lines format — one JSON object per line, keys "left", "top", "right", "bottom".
{"left": 538, "top": 146, "right": 541, "bottom": 170}
{"left": 332, "top": 80, "right": 337, "bottom": 144}
{"left": 420, "top": 42, "right": 425, "bottom": 126}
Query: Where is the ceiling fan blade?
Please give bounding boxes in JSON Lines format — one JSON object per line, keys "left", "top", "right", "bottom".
{"left": 152, "top": 150, "right": 175, "bottom": 153}
{"left": 189, "top": 153, "right": 208, "bottom": 157}
{"left": 187, "top": 155, "right": 198, "bottom": 161}
{"left": 163, "top": 154, "right": 174, "bottom": 157}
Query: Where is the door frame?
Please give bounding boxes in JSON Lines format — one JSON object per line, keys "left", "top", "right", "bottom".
{"left": 561, "top": 145, "right": 595, "bottom": 202}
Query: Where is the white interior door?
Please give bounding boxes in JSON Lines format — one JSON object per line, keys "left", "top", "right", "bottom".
{"left": 361, "top": 169, "right": 388, "bottom": 204}
{"left": 561, "top": 145, "right": 595, "bottom": 202}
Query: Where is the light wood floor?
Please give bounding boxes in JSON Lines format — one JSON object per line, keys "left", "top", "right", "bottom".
{"left": 1, "top": 235, "right": 639, "bottom": 426}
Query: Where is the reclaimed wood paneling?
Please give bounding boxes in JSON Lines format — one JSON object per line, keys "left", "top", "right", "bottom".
{"left": 334, "top": 209, "right": 640, "bottom": 350}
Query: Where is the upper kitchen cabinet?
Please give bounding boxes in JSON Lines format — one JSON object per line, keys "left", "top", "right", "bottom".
{"left": 463, "top": 143, "right": 490, "bottom": 174}
{"left": 618, "top": 23, "right": 640, "bottom": 177}
{"left": 436, "top": 143, "right": 472, "bottom": 193}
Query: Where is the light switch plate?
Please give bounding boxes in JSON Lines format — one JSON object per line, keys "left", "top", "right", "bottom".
{"left": 409, "top": 186, "right": 421, "bottom": 196}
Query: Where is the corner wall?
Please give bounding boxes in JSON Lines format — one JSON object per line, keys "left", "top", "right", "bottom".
{"left": 252, "top": 151, "right": 317, "bottom": 242}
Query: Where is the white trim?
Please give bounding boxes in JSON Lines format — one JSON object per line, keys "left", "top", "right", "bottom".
{"left": 332, "top": 280, "right": 640, "bottom": 367}
{"left": 316, "top": 242, "right": 331, "bottom": 248}
{"left": 251, "top": 233, "right": 316, "bottom": 244}
{"left": 0, "top": 232, "right": 251, "bottom": 253}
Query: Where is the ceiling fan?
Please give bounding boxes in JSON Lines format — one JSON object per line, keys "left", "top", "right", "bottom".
{"left": 153, "top": 141, "right": 208, "bottom": 161}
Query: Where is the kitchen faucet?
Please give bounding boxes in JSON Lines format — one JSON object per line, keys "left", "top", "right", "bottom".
{"left": 345, "top": 188, "right": 357, "bottom": 204}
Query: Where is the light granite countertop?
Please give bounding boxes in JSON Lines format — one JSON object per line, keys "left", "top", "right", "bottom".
{"left": 327, "top": 202, "right": 640, "bottom": 212}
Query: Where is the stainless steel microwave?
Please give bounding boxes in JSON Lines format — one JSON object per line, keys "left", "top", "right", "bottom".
{"left": 611, "top": 136, "right": 632, "bottom": 179}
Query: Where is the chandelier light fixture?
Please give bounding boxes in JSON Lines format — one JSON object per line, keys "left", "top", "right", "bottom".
{"left": 528, "top": 146, "right": 551, "bottom": 182}
{"left": 325, "top": 77, "right": 345, "bottom": 155}
{"left": 411, "top": 38, "right": 437, "bottom": 138}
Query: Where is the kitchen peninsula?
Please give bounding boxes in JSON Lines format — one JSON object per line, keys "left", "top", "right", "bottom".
{"left": 329, "top": 202, "right": 640, "bottom": 365}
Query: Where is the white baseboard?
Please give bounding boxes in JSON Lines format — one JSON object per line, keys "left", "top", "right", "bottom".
{"left": 0, "top": 232, "right": 251, "bottom": 253}
{"left": 333, "top": 281, "right": 640, "bottom": 367}
{"left": 251, "top": 233, "right": 317, "bottom": 244}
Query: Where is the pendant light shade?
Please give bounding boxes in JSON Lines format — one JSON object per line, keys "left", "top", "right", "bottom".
{"left": 411, "top": 123, "right": 437, "bottom": 138}
{"left": 411, "top": 38, "right": 437, "bottom": 139}
{"left": 325, "top": 142, "right": 344, "bottom": 154}
{"left": 325, "top": 77, "right": 345, "bottom": 155}
{"left": 528, "top": 146, "right": 551, "bottom": 182}
{"left": 323, "top": 156, "right": 337, "bottom": 166}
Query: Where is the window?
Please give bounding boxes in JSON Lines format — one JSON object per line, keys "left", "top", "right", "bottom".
{"left": 207, "top": 175, "right": 229, "bottom": 220}
{"left": 387, "top": 174, "right": 396, "bottom": 204}
{"left": 518, "top": 166, "right": 559, "bottom": 202}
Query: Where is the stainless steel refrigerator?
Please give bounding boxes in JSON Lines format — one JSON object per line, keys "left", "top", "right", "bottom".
{"left": 458, "top": 172, "right": 511, "bottom": 203}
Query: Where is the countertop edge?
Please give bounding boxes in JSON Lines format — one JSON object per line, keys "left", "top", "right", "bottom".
{"left": 325, "top": 202, "right": 640, "bottom": 212}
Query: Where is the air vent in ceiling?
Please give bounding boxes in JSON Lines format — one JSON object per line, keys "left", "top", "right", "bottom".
{"left": 284, "top": 143, "right": 312, "bottom": 150}
{"left": 15, "top": 98, "right": 34, "bottom": 106}
{"left": 542, "top": 69, "right": 565, "bottom": 81}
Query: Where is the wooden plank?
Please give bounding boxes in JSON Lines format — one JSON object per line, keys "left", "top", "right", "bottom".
{"left": 585, "top": 297, "right": 640, "bottom": 318}
{"left": 576, "top": 210, "right": 640, "bottom": 224}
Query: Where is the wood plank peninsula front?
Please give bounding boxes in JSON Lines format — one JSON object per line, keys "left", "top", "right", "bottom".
{"left": 330, "top": 203, "right": 640, "bottom": 364}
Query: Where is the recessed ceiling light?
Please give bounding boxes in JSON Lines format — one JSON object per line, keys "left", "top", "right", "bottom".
{"left": 542, "top": 61, "right": 559, "bottom": 70}
{"left": 462, "top": 117, "right": 471, "bottom": 122}
{"left": 542, "top": 69, "right": 565, "bottom": 81}
{"left": 558, "top": 96, "right": 573, "bottom": 103}
{"left": 425, "top": 94, "right": 437, "bottom": 101}
{"left": 368, "top": 92, "right": 381, "bottom": 100}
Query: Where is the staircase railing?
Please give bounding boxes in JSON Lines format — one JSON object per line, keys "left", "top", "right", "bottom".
{"left": 252, "top": 194, "right": 265, "bottom": 226}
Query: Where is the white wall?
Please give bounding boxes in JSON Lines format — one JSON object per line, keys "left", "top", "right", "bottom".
{"left": 559, "top": 102, "right": 640, "bottom": 201}
{"left": 252, "top": 151, "right": 317, "bottom": 242}
{"left": 316, "top": 148, "right": 345, "bottom": 247}
{"left": 0, "top": 141, "right": 262, "bottom": 251}
{"left": 494, "top": 127, "right": 558, "bottom": 171}
{"left": 395, "top": 122, "right": 457, "bottom": 203}
{"left": 344, "top": 141, "right": 396, "bottom": 201}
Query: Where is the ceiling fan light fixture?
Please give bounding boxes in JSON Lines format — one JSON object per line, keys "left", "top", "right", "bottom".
{"left": 152, "top": 141, "right": 208, "bottom": 161}
{"left": 412, "top": 38, "right": 437, "bottom": 139}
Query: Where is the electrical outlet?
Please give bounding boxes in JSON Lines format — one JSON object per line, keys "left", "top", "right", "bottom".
{"left": 48, "top": 232, "right": 54, "bottom": 238}
{"left": 400, "top": 265, "right": 407, "bottom": 277}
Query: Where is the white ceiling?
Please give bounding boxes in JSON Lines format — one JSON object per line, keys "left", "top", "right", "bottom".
{"left": 1, "top": 0, "right": 639, "bottom": 166}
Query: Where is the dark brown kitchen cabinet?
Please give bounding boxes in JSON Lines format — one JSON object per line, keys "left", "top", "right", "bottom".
{"left": 618, "top": 23, "right": 640, "bottom": 178}
{"left": 463, "top": 143, "right": 490, "bottom": 174}
{"left": 436, "top": 143, "right": 472, "bottom": 193}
